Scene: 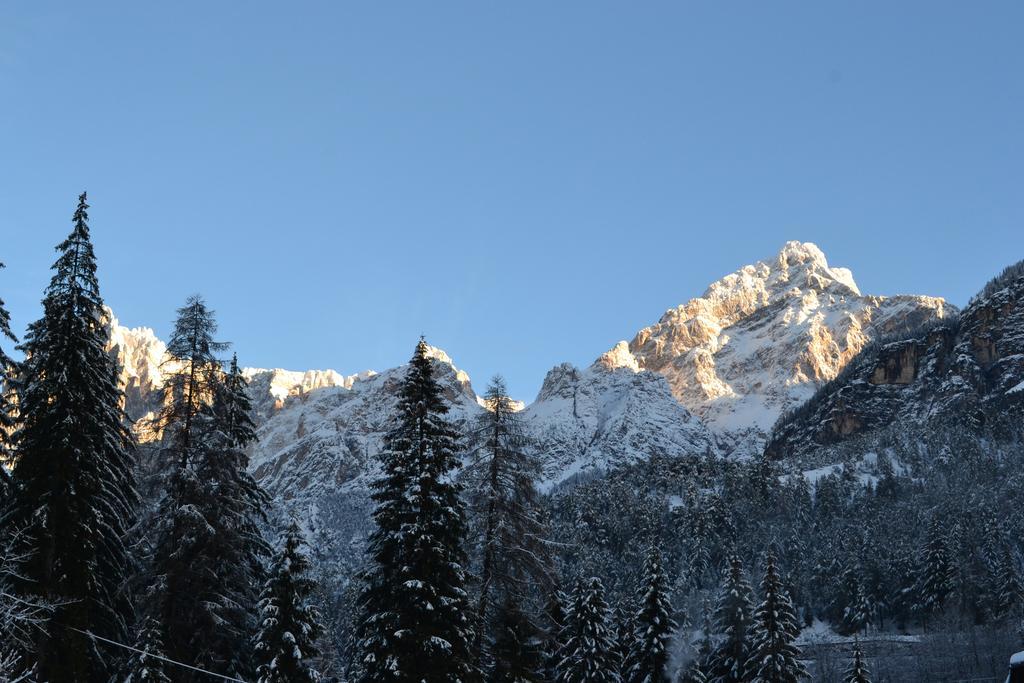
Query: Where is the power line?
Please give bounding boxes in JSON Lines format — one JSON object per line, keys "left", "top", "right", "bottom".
{"left": 63, "top": 625, "right": 249, "bottom": 683}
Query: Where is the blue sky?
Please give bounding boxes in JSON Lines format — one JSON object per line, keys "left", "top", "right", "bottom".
{"left": 1, "top": 2, "right": 1021, "bottom": 401}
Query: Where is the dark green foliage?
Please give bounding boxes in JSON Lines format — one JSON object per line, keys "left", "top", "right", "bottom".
{"left": 3, "top": 193, "right": 137, "bottom": 681}
{"left": 353, "top": 339, "right": 476, "bottom": 683}
{"left": 745, "top": 553, "right": 807, "bottom": 682}
{"left": 123, "top": 618, "right": 172, "bottom": 683}
{"left": 842, "top": 640, "right": 870, "bottom": 683}
{"left": 708, "top": 555, "right": 753, "bottom": 683}
{"left": 625, "top": 545, "right": 676, "bottom": 683}
{"left": 255, "top": 521, "right": 324, "bottom": 683}
{"left": 556, "top": 578, "right": 620, "bottom": 683}
{"left": 490, "top": 593, "right": 545, "bottom": 683}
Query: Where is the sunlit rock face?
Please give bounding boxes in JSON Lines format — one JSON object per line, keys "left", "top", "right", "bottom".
{"left": 601, "top": 242, "right": 953, "bottom": 452}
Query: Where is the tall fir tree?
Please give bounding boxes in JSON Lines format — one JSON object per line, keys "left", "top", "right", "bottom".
{"left": 145, "top": 299, "right": 269, "bottom": 681}
{"left": 465, "top": 375, "right": 553, "bottom": 669}
{"left": 254, "top": 520, "right": 324, "bottom": 683}
{"left": 708, "top": 554, "right": 754, "bottom": 683}
{"left": 2, "top": 192, "right": 137, "bottom": 681}
{"left": 543, "top": 588, "right": 570, "bottom": 683}
{"left": 123, "top": 617, "right": 172, "bottom": 683}
{"left": 915, "top": 515, "right": 953, "bottom": 623}
{"left": 745, "top": 553, "right": 808, "bottom": 683}
{"left": 625, "top": 545, "right": 677, "bottom": 683}
{"left": 842, "top": 640, "right": 870, "bottom": 683}
{"left": 0, "top": 260, "right": 17, "bottom": 493}
{"left": 675, "top": 602, "right": 713, "bottom": 683}
{"left": 353, "top": 339, "right": 476, "bottom": 683}
{"left": 556, "top": 578, "right": 621, "bottom": 683}
{"left": 612, "top": 606, "right": 633, "bottom": 680}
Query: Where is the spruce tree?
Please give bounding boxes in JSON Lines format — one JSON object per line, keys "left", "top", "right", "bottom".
{"left": 915, "top": 515, "right": 953, "bottom": 622}
{"left": 123, "top": 618, "right": 172, "bottom": 683}
{"left": 676, "top": 601, "right": 713, "bottom": 683}
{"left": 612, "top": 607, "right": 633, "bottom": 680}
{"left": 842, "top": 640, "right": 870, "bottom": 683}
{"left": 146, "top": 299, "right": 269, "bottom": 681}
{"left": 0, "top": 260, "right": 17, "bottom": 486}
{"left": 625, "top": 545, "right": 677, "bottom": 683}
{"left": 543, "top": 588, "right": 570, "bottom": 683}
{"left": 255, "top": 520, "right": 324, "bottom": 683}
{"left": 557, "top": 577, "right": 621, "bottom": 683}
{"left": 465, "top": 376, "right": 553, "bottom": 668}
{"left": 3, "top": 192, "right": 137, "bottom": 681}
{"left": 708, "top": 554, "right": 754, "bottom": 683}
{"left": 353, "top": 339, "right": 476, "bottom": 683}
{"left": 745, "top": 553, "right": 807, "bottom": 683}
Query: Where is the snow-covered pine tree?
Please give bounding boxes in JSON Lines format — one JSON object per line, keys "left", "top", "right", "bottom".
{"left": 255, "top": 520, "right": 324, "bottom": 683}
{"left": 152, "top": 294, "right": 229, "bottom": 467}
{"left": 543, "top": 588, "right": 570, "bottom": 683}
{"left": 146, "top": 298, "right": 269, "bottom": 681}
{"left": 612, "top": 606, "right": 633, "bottom": 680}
{"left": 490, "top": 592, "right": 545, "bottom": 683}
{"left": 123, "top": 618, "right": 172, "bottom": 683}
{"left": 915, "top": 515, "right": 953, "bottom": 623}
{"left": 557, "top": 577, "right": 621, "bottom": 683}
{"left": 745, "top": 553, "right": 808, "bottom": 683}
{"left": 707, "top": 554, "right": 754, "bottom": 683}
{"left": 625, "top": 545, "right": 677, "bottom": 683}
{"left": 352, "top": 339, "right": 476, "bottom": 683}
{"left": 465, "top": 375, "right": 553, "bottom": 670}
{"left": 842, "top": 639, "right": 870, "bottom": 683}
{"left": 195, "top": 352, "right": 272, "bottom": 675}
{"left": 2, "top": 193, "right": 137, "bottom": 681}
{"left": 0, "top": 260, "right": 17, "bottom": 492}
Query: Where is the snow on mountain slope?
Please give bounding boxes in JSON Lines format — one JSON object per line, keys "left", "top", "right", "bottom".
{"left": 603, "top": 241, "right": 953, "bottom": 452}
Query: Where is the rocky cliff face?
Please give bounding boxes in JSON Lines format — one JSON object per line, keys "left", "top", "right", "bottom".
{"left": 602, "top": 241, "right": 953, "bottom": 452}
{"left": 765, "top": 263, "right": 1024, "bottom": 460}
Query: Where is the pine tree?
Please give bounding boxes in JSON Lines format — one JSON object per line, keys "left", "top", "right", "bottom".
{"left": 353, "top": 339, "right": 476, "bottom": 683}
{"left": 612, "top": 607, "right": 633, "bottom": 680}
{"left": 745, "top": 553, "right": 808, "bottom": 683}
{"left": 466, "top": 376, "right": 553, "bottom": 668}
{"left": 557, "top": 577, "right": 621, "bottom": 683}
{"left": 255, "top": 520, "right": 324, "bottom": 683}
{"left": 916, "top": 515, "right": 953, "bottom": 621}
{"left": 2, "top": 192, "right": 137, "bottom": 681}
{"left": 842, "top": 639, "right": 870, "bottom": 683}
{"left": 0, "top": 260, "right": 17, "bottom": 484}
{"left": 543, "top": 588, "right": 570, "bottom": 683}
{"left": 123, "top": 618, "right": 172, "bottom": 683}
{"left": 625, "top": 545, "right": 677, "bottom": 683}
{"left": 708, "top": 554, "right": 754, "bottom": 683}
{"left": 146, "top": 299, "right": 269, "bottom": 681}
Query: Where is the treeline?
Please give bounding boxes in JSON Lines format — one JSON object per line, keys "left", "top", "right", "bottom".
{"left": 0, "top": 195, "right": 321, "bottom": 682}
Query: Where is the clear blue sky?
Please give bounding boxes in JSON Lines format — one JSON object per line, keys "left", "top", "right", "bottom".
{"left": 1, "top": 2, "right": 1021, "bottom": 401}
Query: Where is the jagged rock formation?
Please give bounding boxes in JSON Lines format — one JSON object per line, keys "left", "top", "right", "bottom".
{"left": 766, "top": 263, "right": 1024, "bottom": 460}
{"left": 601, "top": 241, "right": 952, "bottom": 452}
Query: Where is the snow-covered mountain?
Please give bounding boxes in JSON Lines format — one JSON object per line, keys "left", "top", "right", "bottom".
{"left": 766, "top": 260, "right": 1024, "bottom": 461}
{"left": 102, "top": 240, "right": 956, "bottom": 506}
{"left": 601, "top": 241, "right": 952, "bottom": 452}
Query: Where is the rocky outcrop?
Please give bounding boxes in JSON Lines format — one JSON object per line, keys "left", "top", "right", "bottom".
{"left": 602, "top": 241, "right": 952, "bottom": 452}
{"left": 765, "top": 266, "right": 1024, "bottom": 460}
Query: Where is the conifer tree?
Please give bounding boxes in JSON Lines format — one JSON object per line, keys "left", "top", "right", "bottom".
{"left": 544, "top": 588, "right": 570, "bottom": 683}
{"left": 123, "top": 618, "right": 172, "bottom": 683}
{"left": 612, "top": 606, "right": 633, "bottom": 680}
{"left": 745, "top": 553, "right": 807, "bottom": 682}
{"left": 675, "top": 603, "right": 713, "bottom": 683}
{"left": 2, "top": 192, "right": 137, "bottom": 681}
{"left": 255, "top": 520, "right": 324, "bottom": 683}
{"left": 842, "top": 640, "right": 870, "bottom": 683}
{"left": 557, "top": 577, "right": 621, "bottom": 683}
{"left": 0, "top": 260, "right": 17, "bottom": 487}
{"left": 466, "top": 375, "right": 553, "bottom": 668}
{"left": 625, "top": 545, "right": 677, "bottom": 683}
{"left": 353, "top": 339, "right": 476, "bottom": 683}
{"left": 146, "top": 299, "right": 269, "bottom": 681}
{"left": 916, "top": 515, "right": 953, "bottom": 622}
{"left": 708, "top": 554, "right": 754, "bottom": 683}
